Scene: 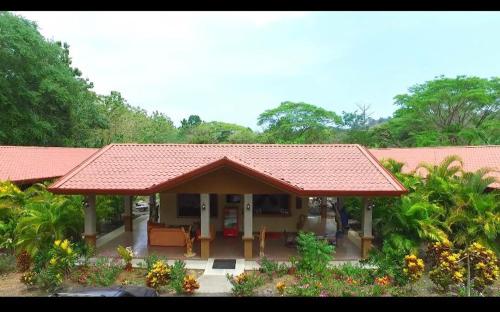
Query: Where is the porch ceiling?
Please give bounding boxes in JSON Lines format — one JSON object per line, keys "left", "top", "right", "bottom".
{"left": 48, "top": 143, "right": 407, "bottom": 196}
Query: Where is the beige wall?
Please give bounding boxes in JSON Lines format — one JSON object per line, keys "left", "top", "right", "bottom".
{"left": 159, "top": 167, "right": 310, "bottom": 232}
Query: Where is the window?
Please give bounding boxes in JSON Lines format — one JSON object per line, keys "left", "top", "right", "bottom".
{"left": 226, "top": 194, "right": 241, "bottom": 204}
{"left": 177, "top": 194, "right": 218, "bottom": 217}
{"left": 253, "top": 194, "right": 290, "bottom": 216}
{"left": 296, "top": 197, "right": 302, "bottom": 209}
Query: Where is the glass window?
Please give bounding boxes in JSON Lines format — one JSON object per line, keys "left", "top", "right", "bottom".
{"left": 177, "top": 194, "right": 218, "bottom": 217}
{"left": 253, "top": 194, "right": 290, "bottom": 216}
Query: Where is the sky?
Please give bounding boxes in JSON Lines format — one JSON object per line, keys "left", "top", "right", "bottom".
{"left": 15, "top": 11, "right": 500, "bottom": 130}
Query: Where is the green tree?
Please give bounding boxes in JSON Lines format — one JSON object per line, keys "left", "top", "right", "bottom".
{"left": 180, "top": 115, "right": 202, "bottom": 129}
{"left": 185, "top": 121, "right": 257, "bottom": 144}
{"left": 257, "top": 101, "right": 341, "bottom": 143}
{"left": 0, "top": 12, "right": 105, "bottom": 146}
{"left": 389, "top": 75, "right": 500, "bottom": 146}
{"left": 94, "top": 91, "right": 178, "bottom": 145}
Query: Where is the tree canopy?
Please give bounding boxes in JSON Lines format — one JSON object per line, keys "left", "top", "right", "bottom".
{"left": 257, "top": 101, "right": 341, "bottom": 144}
{"left": 0, "top": 12, "right": 498, "bottom": 150}
{"left": 0, "top": 12, "right": 103, "bottom": 146}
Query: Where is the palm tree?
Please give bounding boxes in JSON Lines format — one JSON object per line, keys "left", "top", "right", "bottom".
{"left": 374, "top": 193, "right": 449, "bottom": 253}
{"left": 446, "top": 169, "right": 500, "bottom": 253}
{"left": 417, "top": 155, "right": 465, "bottom": 216}
{"left": 15, "top": 189, "right": 84, "bottom": 256}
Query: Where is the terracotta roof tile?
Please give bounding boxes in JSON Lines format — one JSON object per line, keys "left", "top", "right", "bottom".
{"left": 0, "top": 146, "right": 99, "bottom": 184}
{"left": 370, "top": 146, "right": 500, "bottom": 189}
{"left": 49, "top": 144, "right": 406, "bottom": 196}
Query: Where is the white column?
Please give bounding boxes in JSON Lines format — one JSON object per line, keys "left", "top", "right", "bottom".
{"left": 243, "top": 194, "right": 253, "bottom": 238}
{"left": 200, "top": 193, "right": 210, "bottom": 237}
{"left": 84, "top": 194, "right": 97, "bottom": 236}
{"left": 362, "top": 197, "right": 372, "bottom": 237}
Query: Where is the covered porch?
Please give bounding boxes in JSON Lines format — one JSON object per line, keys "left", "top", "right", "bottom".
{"left": 96, "top": 211, "right": 363, "bottom": 261}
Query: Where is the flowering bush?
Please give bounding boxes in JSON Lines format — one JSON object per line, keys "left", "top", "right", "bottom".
{"left": 276, "top": 281, "right": 286, "bottom": 295}
{"left": 227, "top": 272, "right": 264, "bottom": 296}
{"left": 428, "top": 245, "right": 465, "bottom": 291}
{"left": 20, "top": 270, "right": 37, "bottom": 287}
{"left": 374, "top": 276, "right": 391, "bottom": 286}
{"left": 403, "top": 254, "right": 424, "bottom": 283}
{"left": 49, "top": 239, "right": 78, "bottom": 274}
{"left": 182, "top": 275, "right": 200, "bottom": 294}
{"left": 427, "top": 241, "right": 452, "bottom": 265}
{"left": 35, "top": 239, "right": 78, "bottom": 291}
{"left": 146, "top": 260, "right": 171, "bottom": 290}
{"left": 464, "top": 242, "right": 499, "bottom": 291}
{"left": 117, "top": 245, "right": 134, "bottom": 271}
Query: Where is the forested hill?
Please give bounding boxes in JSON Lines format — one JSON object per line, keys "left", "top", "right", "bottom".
{"left": 1, "top": 12, "right": 499, "bottom": 148}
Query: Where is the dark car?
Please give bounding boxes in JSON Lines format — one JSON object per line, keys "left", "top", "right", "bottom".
{"left": 51, "top": 286, "right": 159, "bottom": 297}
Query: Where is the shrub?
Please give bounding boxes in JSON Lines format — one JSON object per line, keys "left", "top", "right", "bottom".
{"left": 258, "top": 257, "right": 288, "bottom": 279}
{"left": 0, "top": 253, "right": 16, "bottom": 274}
{"left": 145, "top": 260, "right": 171, "bottom": 290}
{"left": 16, "top": 250, "right": 31, "bottom": 272}
{"left": 143, "top": 254, "right": 167, "bottom": 273}
{"left": 285, "top": 274, "right": 323, "bottom": 297}
{"left": 427, "top": 241, "right": 465, "bottom": 291}
{"left": 374, "top": 276, "right": 391, "bottom": 286}
{"left": 36, "top": 267, "right": 63, "bottom": 291}
{"left": 20, "top": 270, "right": 37, "bottom": 287}
{"left": 116, "top": 245, "right": 134, "bottom": 271}
{"left": 34, "top": 239, "right": 78, "bottom": 291}
{"left": 332, "top": 263, "right": 373, "bottom": 285}
{"left": 276, "top": 281, "right": 286, "bottom": 295}
{"left": 363, "top": 241, "right": 412, "bottom": 286}
{"left": 182, "top": 275, "right": 200, "bottom": 294}
{"left": 295, "top": 232, "right": 334, "bottom": 276}
{"left": 463, "top": 242, "right": 499, "bottom": 291}
{"left": 227, "top": 272, "right": 264, "bottom": 296}
{"left": 403, "top": 254, "right": 425, "bottom": 284}
{"left": 48, "top": 239, "right": 78, "bottom": 274}
{"left": 87, "top": 257, "right": 122, "bottom": 287}
{"left": 169, "top": 260, "right": 187, "bottom": 294}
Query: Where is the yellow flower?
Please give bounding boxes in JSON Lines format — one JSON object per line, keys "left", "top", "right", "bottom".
{"left": 50, "top": 257, "right": 57, "bottom": 265}
{"left": 54, "top": 240, "right": 62, "bottom": 247}
{"left": 61, "top": 239, "right": 69, "bottom": 250}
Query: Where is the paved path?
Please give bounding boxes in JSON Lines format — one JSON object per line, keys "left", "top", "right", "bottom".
{"left": 195, "top": 258, "right": 245, "bottom": 295}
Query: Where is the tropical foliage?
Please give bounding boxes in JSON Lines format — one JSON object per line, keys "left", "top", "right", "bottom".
{"left": 372, "top": 156, "right": 499, "bottom": 255}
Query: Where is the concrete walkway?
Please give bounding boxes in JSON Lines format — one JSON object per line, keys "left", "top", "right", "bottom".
{"left": 195, "top": 258, "right": 244, "bottom": 296}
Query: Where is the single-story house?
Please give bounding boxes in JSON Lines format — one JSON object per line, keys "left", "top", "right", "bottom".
{"left": 369, "top": 145, "right": 500, "bottom": 190}
{"left": 0, "top": 146, "right": 98, "bottom": 186}
{"left": 47, "top": 143, "right": 407, "bottom": 260}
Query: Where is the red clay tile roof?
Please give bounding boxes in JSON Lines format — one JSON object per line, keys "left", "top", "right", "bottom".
{"left": 370, "top": 146, "right": 500, "bottom": 189}
{"left": 0, "top": 146, "right": 99, "bottom": 185}
{"left": 48, "top": 144, "right": 407, "bottom": 196}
